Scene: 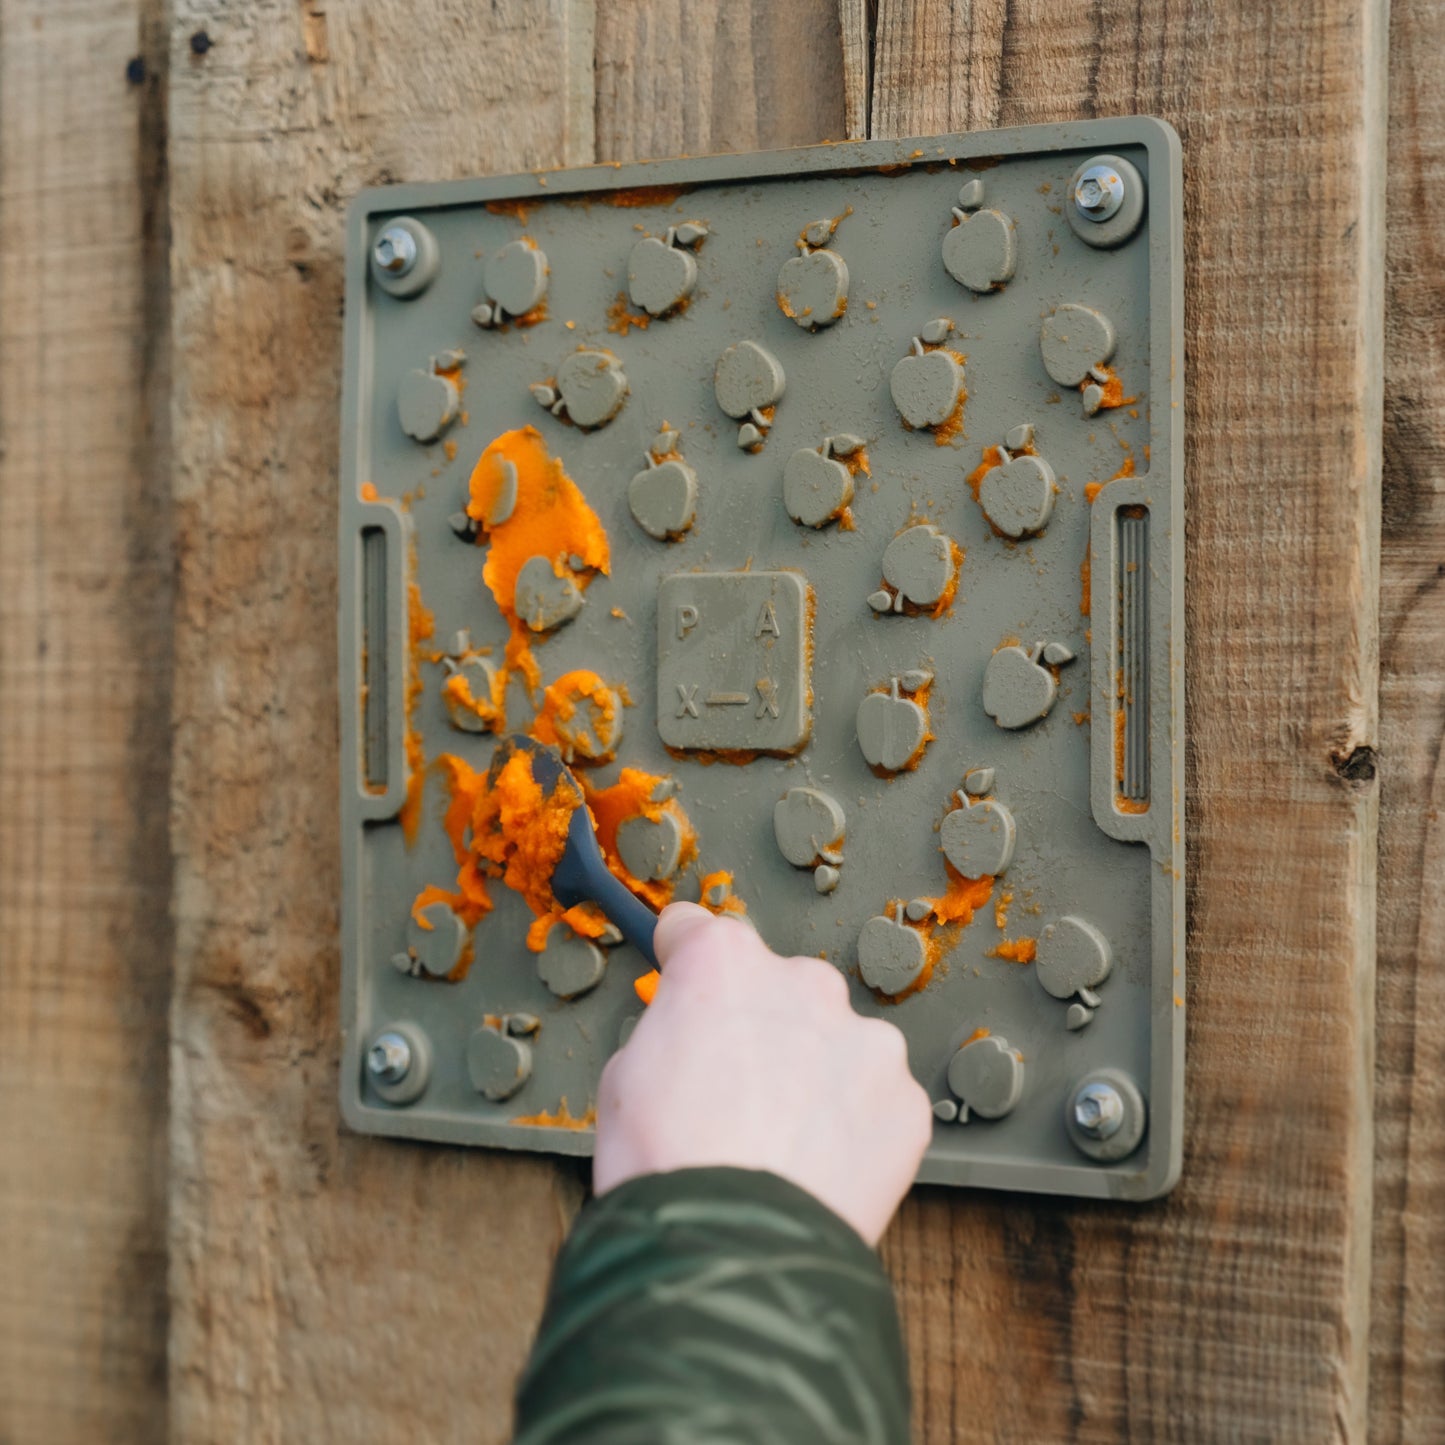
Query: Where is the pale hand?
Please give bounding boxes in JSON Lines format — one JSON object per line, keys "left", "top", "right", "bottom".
{"left": 595, "top": 902, "right": 933, "bottom": 1246}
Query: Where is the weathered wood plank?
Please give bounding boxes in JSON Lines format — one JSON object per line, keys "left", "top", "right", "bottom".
{"left": 866, "top": 2, "right": 1384, "bottom": 1439}
{"left": 165, "top": 4, "right": 596, "bottom": 1440}
{"left": 594, "top": 0, "right": 846, "bottom": 163}
{"left": 0, "top": 2, "right": 172, "bottom": 1441}
{"left": 1372, "top": 0, "right": 1445, "bottom": 1437}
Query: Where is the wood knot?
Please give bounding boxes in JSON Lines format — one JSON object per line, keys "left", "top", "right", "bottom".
{"left": 1330, "top": 744, "right": 1378, "bottom": 786}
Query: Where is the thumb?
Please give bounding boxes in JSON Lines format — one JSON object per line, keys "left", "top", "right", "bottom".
{"left": 652, "top": 901, "right": 716, "bottom": 968}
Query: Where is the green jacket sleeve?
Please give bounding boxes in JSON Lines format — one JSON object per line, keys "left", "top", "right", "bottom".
{"left": 512, "top": 1167, "right": 911, "bottom": 1445}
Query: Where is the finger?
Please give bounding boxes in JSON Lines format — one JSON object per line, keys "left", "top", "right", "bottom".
{"left": 652, "top": 901, "right": 716, "bottom": 968}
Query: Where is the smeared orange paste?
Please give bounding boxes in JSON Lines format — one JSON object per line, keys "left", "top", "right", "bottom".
{"left": 873, "top": 861, "right": 996, "bottom": 1005}
{"left": 511, "top": 1098, "right": 596, "bottom": 1130}
{"left": 994, "top": 891, "right": 1013, "bottom": 930}
{"left": 634, "top": 970, "right": 660, "bottom": 1006}
{"left": 607, "top": 291, "right": 651, "bottom": 335}
{"left": 466, "top": 427, "right": 610, "bottom": 705}
{"left": 1083, "top": 366, "right": 1135, "bottom": 412}
{"left": 963, "top": 1026, "right": 992, "bottom": 1046}
{"left": 698, "top": 869, "right": 747, "bottom": 916}
{"left": 585, "top": 767, "right": 697, "bottom": 911}
{"left": 440, "top": 669, "right": 502, "bottom": 732}
{"left": 932, "top": 349, "right": 969, "bottom": 447}
{"left": 398, "top": 567, "right": 436, "bottom": 844}
{"left": 359, "top": 481, "right": 379, "bottom": 502}
{"left": 530, "top": 670, "right": 621, "bottom": 763}
{"left": 990, "top": 937, "right": 1038, "bottom": 964}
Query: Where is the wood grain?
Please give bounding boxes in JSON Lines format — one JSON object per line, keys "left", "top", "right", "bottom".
{"left": 867, "top": 1, "right": 1384, "bottom": 1440}
{"left": 594, "top": 0, "right": 846, "bottom": 163}
{"left": 1372, "top": 0, "right": 1445, "bottom": 1438}
{"left": 164, "top": 4, "right": 596, "bottom": 1440}
{"left": 0, "top": 2, "right": 172, "bottom": 1441}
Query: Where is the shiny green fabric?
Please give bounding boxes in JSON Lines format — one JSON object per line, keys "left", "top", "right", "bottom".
{"left": 512, "top": 1168, "right": 911, "bottom": 1445}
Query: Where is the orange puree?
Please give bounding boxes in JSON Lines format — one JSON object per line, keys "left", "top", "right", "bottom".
{"left": 634, "top": 969, "right": 660, "bottom": 1005}
{"left": 991, "top": 937, "right": 1038, "bottom": 964}
{"left": 530, "top": 670, "right": 620, "bottom": 763}
{"left": 511, "top": 1098, "right": 596, "bottom": 1130}
{"left": 583, "top": 768, "right": 697, "bottom": 911}
{"left": 399, "top": 569, "right": 436, "bottom": 845}
{"left": 466, "top": 427, "right": 610, "bottom": 699}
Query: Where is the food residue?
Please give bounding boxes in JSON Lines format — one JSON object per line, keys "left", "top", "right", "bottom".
{"left": 398, "top": 566, "right": 436, "bottom": 845}
{"left": 511, "top": 1098, "right": 597, "bottom": 1130}
{"left": 466, "top": 426, "right": 611, "bottom": 704}
{"left": 990, "top": 938, "right": 1038, "bottom": 964}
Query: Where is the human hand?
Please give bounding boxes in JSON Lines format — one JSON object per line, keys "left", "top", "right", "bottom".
{"left": 594, "top": 902, "right": 932, "bottom": 1246}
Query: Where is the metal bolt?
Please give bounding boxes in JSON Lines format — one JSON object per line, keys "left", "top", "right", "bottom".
{"left": 367, "top": 1030, "right": 412, "bottom": 1084}
{"left": 1074, "top": 164, "right": 1125, "bottom": 223}
{"left": 373, "top": 225, "right": 418, "bottom": 276}
{"left": 1072, "top": 1080, "right": 1125, "bottom": 1139}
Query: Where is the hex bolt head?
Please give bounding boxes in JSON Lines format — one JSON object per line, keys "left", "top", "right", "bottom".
{"left": 1072, "top": 1080, "right": 1125, "bottom": 1139}
{"left": 373, "top": 225, "right": 419, "bottom": 276}
{"left": 366, "top": 1029, "right": 412, "bottom": 1084}
{"left": 1074, "top": 164, "right": 1126, "bottom": 223}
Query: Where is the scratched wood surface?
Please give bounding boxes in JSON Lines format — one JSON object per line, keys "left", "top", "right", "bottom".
{"left": 852, "top": 1, "right": 1386, "bottom": 1440}
{"left": 0, "top": 2, "right": 172, "bottom": 1442}
{"left": 1372, "top": 0, "right": 1445, "bottom": 1438}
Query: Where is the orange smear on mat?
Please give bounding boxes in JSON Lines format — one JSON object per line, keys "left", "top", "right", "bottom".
{"left": 511, "top": 1099, "right": 597, "bottom": 1130}
{"left": 874, "top": 862, "right": 996, "bottom": 1005}
{"left": 1085, "top": 366, "right": 1136, "bottom": 411}
{"left": 530, "top": 669, "right": 621, "bottom": 763}
{"left": 634, "top": 969, "right": 660, "bottom": 1005}
{"left": 994, "top": 891, "right": 1013, "bottom": 930}
{"left": 931, "top": 864, "right": 995, "bottom": 926}
{"left": 963, "top": 1026, "right": 992, "bottom": 1046}
{"left": 360, "top": 481, "right": 379, "bottom": 502}
{"left": 584, "top": 768, "right": 697, "bottom": 912}
{"left": 966, "top": 445, "right": 1003, "bottom": 503}
{"left": 412, "top": 749, "right": 590, "bottom": 958}
{"left": 1080, "top": 544, "right": 1092, "bottom": 616}
{"left": 991, "top": 937, "right": 1038, "bottom": 964}
{"left": 440, "top": 670, "right": 502, "bottom": 733}
{"left": 398, "top": 570, "right": 436, "bottom": 844}
{"left": 699, "top": 869, "right": 748, "bottom": 916}
{"left": 466, "top": 427, "right": 611, "bottom": 704}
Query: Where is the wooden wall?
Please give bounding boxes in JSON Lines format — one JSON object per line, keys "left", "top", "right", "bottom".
{"left": 0, "top": 1, "right": 1438, "bottom": 1440}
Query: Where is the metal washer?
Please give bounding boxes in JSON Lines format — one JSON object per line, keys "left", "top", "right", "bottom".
{"left": 1065, "top": 154, "right": 1146, "bottom": 249}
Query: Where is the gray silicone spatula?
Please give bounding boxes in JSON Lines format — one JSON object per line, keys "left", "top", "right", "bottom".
{"left": 491, "top": 734, "right": 659, "bottom": 967}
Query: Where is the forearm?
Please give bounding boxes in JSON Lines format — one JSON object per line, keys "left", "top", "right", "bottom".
{"left": 512, "top": 1167, "right": 911, "bottom": 1445}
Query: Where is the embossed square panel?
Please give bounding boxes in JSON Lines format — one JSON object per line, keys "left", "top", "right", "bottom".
{"left": 338, "top": 119, "right": 1185, "bottom": 1199}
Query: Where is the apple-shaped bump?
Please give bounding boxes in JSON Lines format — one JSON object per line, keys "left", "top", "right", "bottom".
{"left": 537, "top": 926, "right": 607, "bottom": 1000}
{"left": 783, "top": 446, "right": 854, "bottom": 528}
{"left": 616, "top": 810, "right": 684, "bottom": 882}
{"left": 550, "top": 680, "right": 623, "bottom": 764}
{"left": 777, "top": 247, "right": 849, "bottom": 329}
{"left": 397, "top": 367, "right": 459, "bottom": 443}
{"left": 858, "top": 904, "right": 928, "bottom": 996}
{"left": 628, "top": 234, "right": 698, "bottom": 317}
{"left": 856, "top": 677, "right": 929, "bottom": 773}
{"left": 554, "top": 348, "right": 628, "bottom": 429}
{"left": 1035, "top": 916, "right": 1113, "bottom": 1001}
{"left": 773, "top": 786, "right": 846, "bottom": 868}
{"left": 881, "top": 524, "right": 956, "bottom": 608}
{"left": 715, "top": 340, "right": 786, "bottom": 419}
{"left": 629, "top": 458, "right": 697, "bottom": 540}
{"left": 443, "top": 656, "right": 500, "bottom": 734}
{"left": 890, "top": 342, "right": 963, "bottom": 429}
{"left": 514, "top": 554, "right": 584, "bottom": 633}
{"left": 941, "top": 208, "right": 1017, "bottom": 293}
{"left": 946, "top": 1034, "right": 1024, "bottom": 1119}
{"left": 979, "top": 452, "right": 1057, "bottom": 537}
{"left": 484, "top": 239, "right": 548, "bottom": 318}
{"left": 405, "top": 901, "right": 466, "bottom": 978}
{"left": 982, "top": 644, "right": 1058, "bottom": 730}
{"left": 940, "top": 796, "right": 1016, "bottom": 878}
{"left": 466, "top": 1024, "right": 532, "bottom": 1101}
{"left": 1040, "top": 303, "right": 1117, "bottom": 387}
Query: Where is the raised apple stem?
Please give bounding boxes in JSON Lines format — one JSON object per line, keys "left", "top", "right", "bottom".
{"left": 822, "top": 437, "right": 834, "bottom": 457}
{"left": 664, "top": 226, "right": 677, "bottom": 247}
{"left": 749, "top": 407, "right": 771, "bottom": 430}
{"left": 910, "top": 337, "right": 925, "bottom": 357}
{"left": 893, "top": 902, "right": 907, "bottom": 926}
{"left": 890, "top": 677, "right": 901, "bottom": 700}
